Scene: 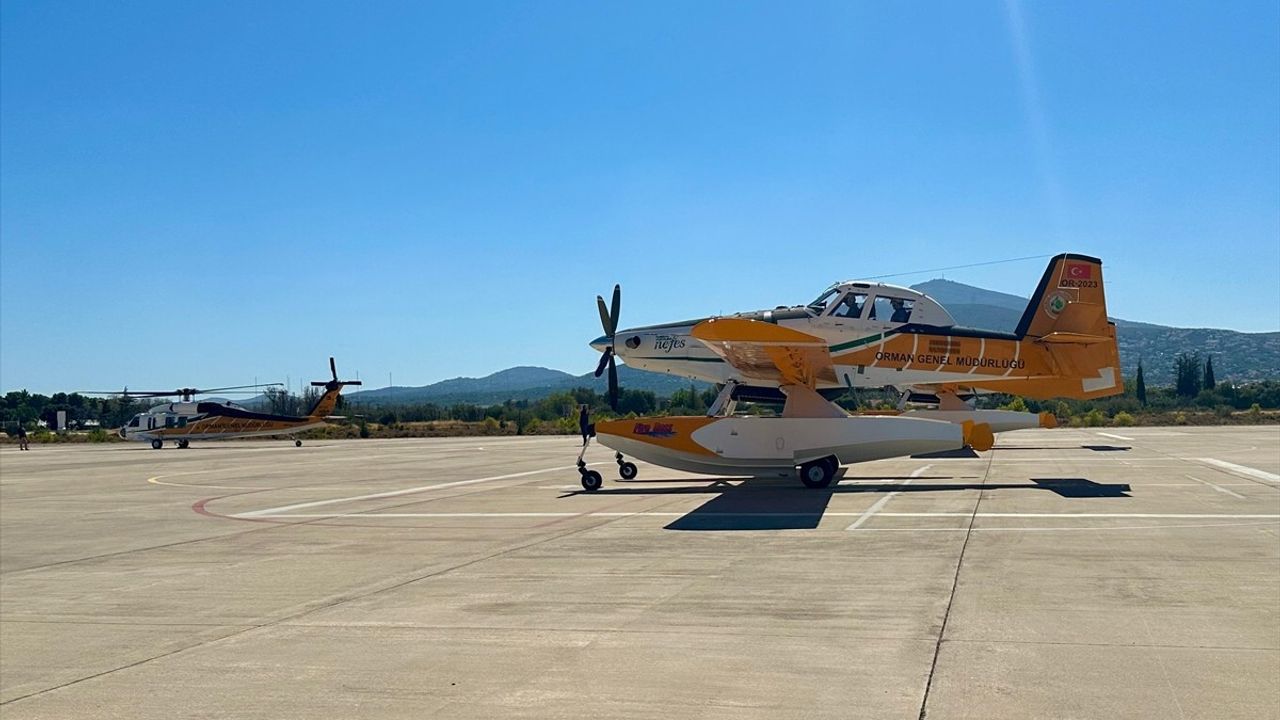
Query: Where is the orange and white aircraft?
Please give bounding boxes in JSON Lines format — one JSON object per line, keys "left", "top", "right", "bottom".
{"left": 109, "top": 358, "right": 361, "bottom": 449}
{"left": 577, "top": 254, "right": 1121, "bottom": 490}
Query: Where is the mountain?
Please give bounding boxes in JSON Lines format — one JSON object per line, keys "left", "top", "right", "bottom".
{"left": 911, "top": 279, "right": 1280, "bottom": 385}
{"left": 347, "top": 365, "right": 709, "bottom": 407}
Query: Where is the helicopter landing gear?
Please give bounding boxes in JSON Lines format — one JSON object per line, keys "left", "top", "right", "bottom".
{"left": 151, "top": 439, "right": 163, "bottom": 450}
{"left": 615, "top": 452, "right": 638, "bottom": 480}
{"left": 177, "top": 439, "right": 190, "bottom": 449}
{"left": 295, "top": 439, "right": 302, "bottom": 447}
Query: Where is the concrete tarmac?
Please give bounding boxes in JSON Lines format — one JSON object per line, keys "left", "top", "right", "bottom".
{"left": 1, "top": 426, "right": 1277, "bottom": 718}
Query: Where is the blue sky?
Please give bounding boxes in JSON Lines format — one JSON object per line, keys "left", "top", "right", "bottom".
{"left": 2, "top": 1, "right": 1278, "bottom": 394}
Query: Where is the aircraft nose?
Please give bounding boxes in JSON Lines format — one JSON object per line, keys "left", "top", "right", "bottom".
{"left": 590, "top": 335, "right": 611, "bottom": 353}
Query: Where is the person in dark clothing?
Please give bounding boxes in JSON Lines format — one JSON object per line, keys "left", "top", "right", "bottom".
{"left": 16, "top": 425, "right": 29, "bottom": 451}
{"left": 579, "top": 405, "right": 591, "bottom": 446}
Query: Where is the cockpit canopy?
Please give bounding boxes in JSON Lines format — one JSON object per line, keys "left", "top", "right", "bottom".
{"left": 807, "top": 282, "right": 955, "bottom": 326}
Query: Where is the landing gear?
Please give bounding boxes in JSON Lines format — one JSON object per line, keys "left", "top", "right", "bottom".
{"left": 151, "top": 439, "right": 163, "bottom": 450}
{"left": 615, "top": 452, "right": 638, "bottom": 480}
{"left": 177, "top": 439, "right": 189, "bottom": 449}
{"left": 295, "top": 439, "right": 303, "bottom": 447}
{"left": 578, "top": 460, "right": 603, "bottom": 492}
{"left": 798, "top": 456, "right": 839, "bottom": 488}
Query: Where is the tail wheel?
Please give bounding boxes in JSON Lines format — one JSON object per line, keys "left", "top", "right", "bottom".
{"left": 580, "top": 470, "right": 603, "bottom": 492}
{"left": 799, "top": 457, "right": 837, "bottom": 488}
{"left": 295, "top": 439, "right": 302, "bottom": 447}
{"left": 618, "top": 461, "right": 638, "bottom": 480}
{"left": 177, "top": 439, "right": 189, "bottom": 449}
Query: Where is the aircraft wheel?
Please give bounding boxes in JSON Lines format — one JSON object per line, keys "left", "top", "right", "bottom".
{"left": 581, "top": 470, "right": 603, "bottom": 492}
{"left": 618, "top": 461, "right": 638, "bottom": 480}
{"left": 799, "top": 457, "right": 836, "bottom": 488}
{"left": 177, "top": 439, "right": 189, "bottom": 449}
{"left": 295, "top": 439, "right": 302, "bottom": 447}
{"left": 151, "top": 439, "right": 163, "bottom": 450}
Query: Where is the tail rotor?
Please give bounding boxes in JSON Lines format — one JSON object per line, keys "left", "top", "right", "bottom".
{"left": 311, "top": 357, "right": 363, "bottom": 392}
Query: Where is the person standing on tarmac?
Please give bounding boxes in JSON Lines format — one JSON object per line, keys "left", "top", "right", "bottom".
{"left": 16, "top": 424, "right": 29, "bottom": 451}
{"left": 579, "top": 405, "right": 591, "bottom": 446}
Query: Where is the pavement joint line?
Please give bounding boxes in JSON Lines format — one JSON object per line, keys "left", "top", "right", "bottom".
{"left": 917, "top": 433, "right": 994, "bottom": 719}
{"left": 1195, "top": 458, "right": 1280, "bottom": 484}
{"left": 1185, "top": 474, "right": 1248, "bottom": 500}
{"left": 235, "top": 463, "right": 609, "bottom": 517}
{"left": 844, "top": 464, "right": 931, "bottom": 531}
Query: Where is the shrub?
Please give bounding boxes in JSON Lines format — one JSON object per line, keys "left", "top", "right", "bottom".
{"left": 1112, "top": 412, "right": 1135, "bottom": 427}
{"left": 1081, "top": 409, "right": 1106, "bottom": 427}
{"left": 87, "top": 428, "right": 110, "bottom": 442}
{"left": 999, "top": 396, "right": 1028, "bottom": 412}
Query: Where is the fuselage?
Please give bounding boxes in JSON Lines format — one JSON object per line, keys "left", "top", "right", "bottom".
{"left": 594, "top": 279, "right": 1120, "bottom": 401}
{"left": 119, "top": 400, "right": 324, "bottom": 443}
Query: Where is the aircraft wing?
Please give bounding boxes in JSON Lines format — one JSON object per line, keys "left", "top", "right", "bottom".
{"left": 691, "top": 318, "right": 838, "bottom": 387}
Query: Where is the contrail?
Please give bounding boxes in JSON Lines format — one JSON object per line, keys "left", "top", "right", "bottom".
{"left": 1004, "top": 0, "right": 1068, "bottom": 241}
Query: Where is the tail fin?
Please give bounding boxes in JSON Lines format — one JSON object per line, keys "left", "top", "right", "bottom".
{"left": 306, "top": 357, "right": 362, "bottom": 419}
{"left": 1015, "top": 254, "right": 1110, "bottom": 339}
{"left": 1016, "top": 254, "right": 1122, "bottom": 398}
{"left": 307, "top": 388, "right": 344, "bottom": 419}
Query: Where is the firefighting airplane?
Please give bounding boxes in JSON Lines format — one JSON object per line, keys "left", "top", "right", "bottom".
{"left": 107, "top": 358, "right": 360, "bottom": 449}
{"left": 576, "top": 253, "right": 1121, "bottom": 490}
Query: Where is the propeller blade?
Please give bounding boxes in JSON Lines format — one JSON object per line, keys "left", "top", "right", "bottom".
{"left": 311, "top": 382, "right": 328, "bottom": 387}
{"left": 609, "top": 284, "right": 620, "bottom": 335}
{"left": 607, "top": 356, "right": 618, "bottom": 411}
{"left": 330, "top": 357, "right": 338, "bottom": 382}
{"left": 345, "top": 380, "right": 363, "bottom": 386}
{"left": 596, "top": 295, "right": 612, "bottom": 337}
{"left": 593, "top": 348, "right": 613, "bottom": 378}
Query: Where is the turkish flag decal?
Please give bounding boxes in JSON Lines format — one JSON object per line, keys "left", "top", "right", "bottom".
{"left": 1065, "top": 262, "right": 1093, "bottom": 279}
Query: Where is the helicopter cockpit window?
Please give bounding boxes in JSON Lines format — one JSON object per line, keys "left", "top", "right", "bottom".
{"left": 128, "top": 416, "right": 141, "bottom": 428}
{"left": 870, "top": 296, "right": 915, "bottom": 323}
{"left": 831, "top": 292, "right": 868, "bottom": 318}
{"left": 807, "top": 288, "right": 840, "bottom": 313}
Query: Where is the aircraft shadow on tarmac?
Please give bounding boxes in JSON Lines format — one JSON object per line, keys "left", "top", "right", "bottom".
{"left": 565, "top": 475, "right": 1132, "bottom": 531}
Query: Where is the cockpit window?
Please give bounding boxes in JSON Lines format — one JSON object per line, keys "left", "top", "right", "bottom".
{"left": 870, "top": 296, "right": 915, "bottom": 323}
{"left": 831, "top": 292, "right": 868, "bottom": 318}
{"left": 129, "top": 416, "right": 141, "bottom": 428}
{"left": 807, "top": 288, "right": 840, "bottom": 312}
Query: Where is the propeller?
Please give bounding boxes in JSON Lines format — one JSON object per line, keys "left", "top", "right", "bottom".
{"left": 593, "top": 284, "right": 621, "bottom": 410}
{"left": 311, "top": 357, "right": 363, "bottom": 391}
{"left": 80, "top": 383, "right": 283, "bottom": 402}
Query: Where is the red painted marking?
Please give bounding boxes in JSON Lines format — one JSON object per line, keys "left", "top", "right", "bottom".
{"left": 1065, "top": 262, "right": 1093, "bottom": 279}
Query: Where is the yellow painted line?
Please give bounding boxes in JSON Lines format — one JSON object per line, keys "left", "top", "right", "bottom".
{"left": 147, "top": 475, "right": 259, "bottom": 491}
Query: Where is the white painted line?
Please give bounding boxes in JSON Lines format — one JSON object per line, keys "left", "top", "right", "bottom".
{"left": 845, "top": 465, "right": 931, "bottom": 531}
{"left": 1196, "top": 458, "right": 1280, "bottom": 484}
{"left": 236, "top": 463, "right": 603, "bottom": 518}
{"left": 1096, "top": 432, "right": 1134, "bottom": 441}
{"left": 1185, "top": 474, "right": 1247, "bottom": 500}
{"left": 232, "top": 511, "right": 1280, "bottom": 520}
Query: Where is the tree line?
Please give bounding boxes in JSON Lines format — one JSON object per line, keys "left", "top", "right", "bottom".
{"left": 4, "top": 352, "right": 1277, "bottom": 434}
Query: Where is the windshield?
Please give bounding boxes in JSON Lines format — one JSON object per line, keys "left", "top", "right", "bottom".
{"left": 807, "top": 288, "right": 840, "bottom": 312}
